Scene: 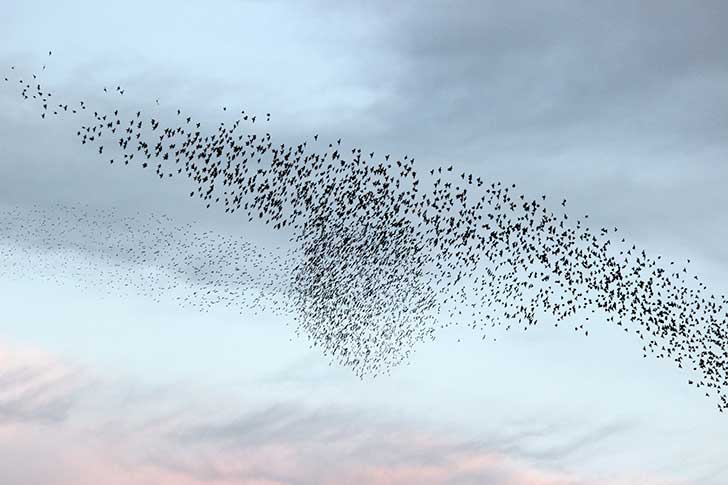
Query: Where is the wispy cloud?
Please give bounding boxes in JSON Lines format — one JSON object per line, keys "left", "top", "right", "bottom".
{"left": 0, "top": 339, "right": 682, "bottom": 485}
{"left": 0, "top": 344, "right": 91, "bottom": 424}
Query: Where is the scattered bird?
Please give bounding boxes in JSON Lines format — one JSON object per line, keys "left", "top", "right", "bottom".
{"left": 0, "top": 202, "right": 295, "bottom": 319}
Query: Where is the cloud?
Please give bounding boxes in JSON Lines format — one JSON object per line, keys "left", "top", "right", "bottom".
{"left": 362, "top": 1, "right": 728, "bottom": 146}
{"left": 0, "top": 339, "right": 684, "bottom": 485}
{"left": 0, "top": 2, "right": 727, "bottom": 483}
{"left": 3, "top": 0, "right": 727, "bottom": 266}
{"left": 0, "top": 344, "right": 90, "bottom": 424}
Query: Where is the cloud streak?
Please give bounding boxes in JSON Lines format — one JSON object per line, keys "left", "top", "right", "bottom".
{"left": 0, "top": 339, "right": 674, "bottom": 485}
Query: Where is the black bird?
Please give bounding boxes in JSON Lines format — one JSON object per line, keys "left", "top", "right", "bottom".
{"left": 9, "top": 58, "right": 728, "bottom": 414}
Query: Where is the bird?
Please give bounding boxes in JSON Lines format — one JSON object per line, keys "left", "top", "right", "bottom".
{"left": 5, "top": 55, "right": 728, "bottom": 414}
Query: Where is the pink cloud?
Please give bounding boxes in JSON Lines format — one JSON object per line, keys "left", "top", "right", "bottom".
{"left": 0, "top": 340, "right": 685, "bottom": 485}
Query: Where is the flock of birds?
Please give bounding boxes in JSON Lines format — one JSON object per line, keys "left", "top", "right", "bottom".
{"left": 0, "top": 202, "right": 294, "bottom": 316}
{"left": 2, "top": 52, "right": 728, "bottom": 411}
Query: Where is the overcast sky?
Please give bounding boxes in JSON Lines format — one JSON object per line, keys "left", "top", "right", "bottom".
{"left": 2, "top": 1, "right": 728, "bottom": 484}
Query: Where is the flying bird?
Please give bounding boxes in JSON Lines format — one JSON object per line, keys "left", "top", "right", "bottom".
{"left": 5, "top": 57, "right": 728, "bottom": 414}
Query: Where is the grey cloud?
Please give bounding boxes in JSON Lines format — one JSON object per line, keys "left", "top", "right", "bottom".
{"left": 496, "top": 420, "right": 634, "bottom": 462}
{"left": 0, "top": 340, "right": 588, "bottom": 484}
{"left": 362, "top": 1, "right": 728, "bottom": 140}
{"left": 2, "top": 0, "right": 727, "bottom": 269}
{"left": 0, "top": 359, "right": 88, "bottom": 424}
{"left": 310, "top": 2, "right": 728, "bottom": 264}
{"left": 0, "top": 340, "right": 701, "bottom": 484}
{"left": 0, "top": 345, "right": 609, "bottom": 484}
{"left": 163, "top": 399, "right": 630, "bottom": 484}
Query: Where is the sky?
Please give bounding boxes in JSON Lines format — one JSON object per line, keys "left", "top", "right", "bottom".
{"left": 1, "top": 1, "right": 728, "bottom": 483}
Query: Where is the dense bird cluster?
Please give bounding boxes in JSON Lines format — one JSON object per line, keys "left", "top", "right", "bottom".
{"left": 3, "top": 55, "right": 728, "bottom": 411}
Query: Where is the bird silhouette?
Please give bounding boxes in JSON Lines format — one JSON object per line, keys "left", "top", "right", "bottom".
{"left": 4, "top": 56, "right": 728, "bottom": 413}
